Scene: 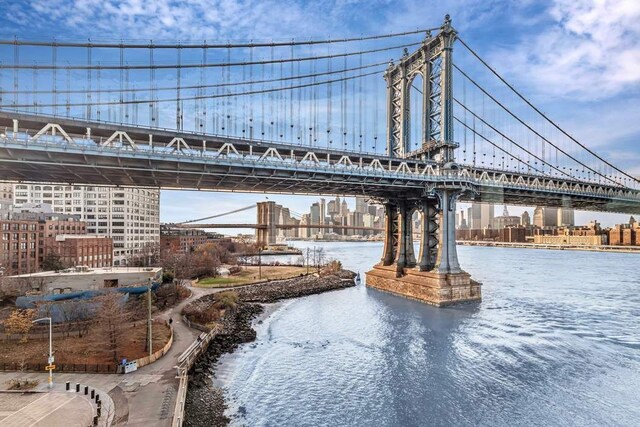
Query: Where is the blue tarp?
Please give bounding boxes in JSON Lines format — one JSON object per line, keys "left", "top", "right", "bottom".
{"left": 16, "top": 281, "right": 161, "bottom": 309}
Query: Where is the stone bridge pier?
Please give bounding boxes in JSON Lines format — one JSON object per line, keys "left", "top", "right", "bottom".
{"left": 366, "top": 187, "right": 481, "bottom": 306}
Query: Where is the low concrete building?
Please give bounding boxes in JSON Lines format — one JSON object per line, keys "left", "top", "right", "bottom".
{"left": 7, "top": 266, "right": 162, "bottom": 294}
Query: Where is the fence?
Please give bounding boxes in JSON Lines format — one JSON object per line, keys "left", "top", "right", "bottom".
{"left": 0, "top": 320, "right": 173, "bottom": 373}
{"left": 130, "top": 321, "right": 174, "bottom": 369}
{"left": 0, "top": 361, "right": 119, "bottom": 373}
{"left": 171, "top": 323, "right": 221, "bottom": 427}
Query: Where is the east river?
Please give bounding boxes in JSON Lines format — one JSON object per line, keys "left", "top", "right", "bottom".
{"left": 213, "top": 242, "right": 640, "bottom": 426}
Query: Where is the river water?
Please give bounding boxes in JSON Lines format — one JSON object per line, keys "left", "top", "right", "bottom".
{"left": 214, "top": 242, "right": 640, "bottom": 426}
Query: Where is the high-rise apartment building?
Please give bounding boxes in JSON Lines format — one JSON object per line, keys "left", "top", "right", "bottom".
{"left": 12, "top": 184, "right": 159, "bottom": 266}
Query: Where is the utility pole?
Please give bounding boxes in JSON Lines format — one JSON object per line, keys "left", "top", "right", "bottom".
{"left": 33, "top": 317, "right": 53, "bottom": 388}
{"left": 147, "top": 277, "right": 152, "bottom": 357}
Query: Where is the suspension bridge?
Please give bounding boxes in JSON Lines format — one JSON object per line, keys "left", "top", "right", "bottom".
{"left": 0, "top": 15, "right": 638, "bottom": 305}
{"left": 169, "top": 201, "right": 384, "bottom": 247}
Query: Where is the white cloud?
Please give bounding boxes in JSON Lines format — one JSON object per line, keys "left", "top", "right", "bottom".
{"left": 494, "top": 0, "right": 640, "bottom": 99}
{"left": 11, "top": 0, "right": 335, "bottom": 41}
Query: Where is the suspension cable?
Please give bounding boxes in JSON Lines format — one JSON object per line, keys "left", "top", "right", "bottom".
{"left": 0, "top": 42, "right": 420, "bottom": 70}
{"left": 453, "top": 64, "right": 623, "bottom": 187}
{"left": 457, "top": 37, "right": 639, "bottom": 185}
{"left": 454, "top": 116, "right": 545, "bottom": 175}
{"left": 455, "top": 99, "right": 577, "bottom": 181}
{"left": 0, "top": 28, "right": 438, "bottom": 49}
{"left": 178, "top": 204, "right": 256, "bottom": 224}
{"left": 0, "top": 67, "right": 384, "bottom": 109}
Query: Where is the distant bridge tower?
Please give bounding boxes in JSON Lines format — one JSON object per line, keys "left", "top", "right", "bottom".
{"left": 256, "top": 201, "right": 278, "bottom": 248}
{"left": 367, "top": 15, "right": 481, "bottom": 306}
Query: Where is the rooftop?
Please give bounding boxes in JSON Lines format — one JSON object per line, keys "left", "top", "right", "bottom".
{"left": 10, "top": 266, "right": 161, "bottom": 278}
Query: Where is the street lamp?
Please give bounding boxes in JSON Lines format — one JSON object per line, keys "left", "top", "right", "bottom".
{"left": 32, "top": 317, "right": 53, "bottom": 388}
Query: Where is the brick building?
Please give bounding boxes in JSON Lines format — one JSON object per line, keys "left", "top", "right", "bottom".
{"left": 0, "top": 219, "right": 40, "bottom": 275}
{"left": 45, "top": 235, "right": 113, "bottom": 268}
{"left": 0, "top": 213, "right": 113, "bottom": 275}
{"left": 160, "top": 226, "right": 224, "bottom": 255}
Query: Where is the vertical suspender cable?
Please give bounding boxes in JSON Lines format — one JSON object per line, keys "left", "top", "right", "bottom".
{"left": 342, "top": 55, "right": 347, "bottom": 149}
{"left": 177, "top": 44, "right": 183, "bottom": 130}
{"left": 269, "top": 45, "right": 274, "bottom": 139}
{"left": 52, "top": 40, "right": 57, "bottom": 116}
{"left": 261, "top": 61, "right": 265, "bottom": 137}
{"left": 249, "top": 44, "right": 254, "bottom": 139}
{"left": 13, "top": 36, "right": 18, "bottom": 109}
{"left": 358, "top": 50, "right": 363, "bottom": 152}
{"left": 87, "top": 43, "right": 92, "bottom": 120}
{"left": 66, "top": 65, "right": 71, "bottom": 117}
{"left": 32, "top": 62, "right": 37, "bottom": 114}
{"left": 327, "top": 46, "right": 332, "bottom": 148}
{"left": 289, "top": 43, "right": 294, "bottom": 142}
{"left": 119, "top": 41, "right": 124, "bottom": 123}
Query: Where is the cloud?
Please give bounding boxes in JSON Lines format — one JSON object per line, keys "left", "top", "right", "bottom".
{"left": 4, "top": 0, "right": 392, "bottom": 42}
{"left": 492, "top": 0, "right": 640, "bottom": 100}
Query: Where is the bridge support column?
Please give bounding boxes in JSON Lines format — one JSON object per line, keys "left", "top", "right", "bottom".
{"left": 418, "top": 199, "right": 438, "bottom": 271}
{"left": 381, "top": 202, "right": 397, "bottom": 266}
{"left": 366, "top": 192, "right": 481, "bottom": 307}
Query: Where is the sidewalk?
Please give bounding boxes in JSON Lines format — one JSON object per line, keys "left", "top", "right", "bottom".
{"left": 0, "top": 281, "right": 220, "bottom": 427}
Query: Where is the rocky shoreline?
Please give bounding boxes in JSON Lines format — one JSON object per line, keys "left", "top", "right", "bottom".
{"left": 183, "top": 271, "right": 356, "bottom": 427}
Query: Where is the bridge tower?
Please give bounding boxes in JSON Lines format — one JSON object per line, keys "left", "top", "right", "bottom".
{"left": 256, "top": 201, "right": 278, "bottom": 248}
{"left": 366, "top": 15, "right": 481, "bottom": 306}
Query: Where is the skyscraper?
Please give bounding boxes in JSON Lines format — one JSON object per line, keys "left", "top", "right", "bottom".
{"left": 319, "top": 198, "right": 326, "bottom": 225}
{"left": 533, "top": 206, "right": 544, "bottom": 227}
{"left": 355, "top": 197, "right": 368, "bottom": 214}
{"left": 544, "top": 207, "right": 558, "bottom": 227}
{"left": 557, "top": 208, "right": 575, "bottom": 226}
{"left": 467, "top": 203, "right": 494, "bottom": 229}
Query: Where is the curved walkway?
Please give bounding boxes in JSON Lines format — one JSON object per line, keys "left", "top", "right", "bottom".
{"left": 0, "top": 281, "right": 221, "bottom": 426}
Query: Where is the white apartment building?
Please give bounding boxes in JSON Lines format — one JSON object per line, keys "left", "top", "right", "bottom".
{"left": 12, "top": 184, "right": 159, "bottom": 266}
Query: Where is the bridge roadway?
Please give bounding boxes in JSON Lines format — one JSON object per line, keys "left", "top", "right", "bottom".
{"left": 173, "top": 223, "right": 384, "bottom": 231}
{"left": 1, "top": 111, "right": 639, "bottom": 214}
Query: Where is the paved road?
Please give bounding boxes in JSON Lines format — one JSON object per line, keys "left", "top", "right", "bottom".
{"left": 0, "top": 282, "right": 219, "bottom": 426}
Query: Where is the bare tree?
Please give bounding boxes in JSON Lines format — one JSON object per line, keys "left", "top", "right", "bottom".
{"left": 127, "top": 242, "right": 161, "bottom": 267}
{"left": 313, "top": 247, "right": 326, "bottom": 273}
{"left": 91, "top": 292, "right": 132, "bottom": 363}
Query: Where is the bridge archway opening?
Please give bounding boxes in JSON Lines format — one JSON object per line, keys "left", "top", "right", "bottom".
{"left": 409, "top": 73, "right": 425, "bottom": 152}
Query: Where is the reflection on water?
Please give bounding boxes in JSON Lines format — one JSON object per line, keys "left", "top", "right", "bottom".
{"left": 214, "top": 242, "right": 640, "bottom": 426}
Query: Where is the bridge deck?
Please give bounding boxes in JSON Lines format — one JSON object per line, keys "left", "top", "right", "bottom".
{"left": 1, "top": 111, "right": 639, "bottom": 214}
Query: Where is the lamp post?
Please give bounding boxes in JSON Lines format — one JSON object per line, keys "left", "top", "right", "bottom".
{"left": 258, "top": 248, "right": 262, "bottom": 280}
{"left": 32, "top": 317, "right": 53, "bottom": 388}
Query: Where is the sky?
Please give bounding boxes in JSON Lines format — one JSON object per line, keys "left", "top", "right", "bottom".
{"left": 1, "top": 0, "right": 639, "bottom": 229}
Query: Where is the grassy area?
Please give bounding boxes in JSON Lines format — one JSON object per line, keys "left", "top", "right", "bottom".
{"left": 0, "top": 322, "right": 171, "bottom": 366}
{"left": 196, "top": 265, "right": 309, "bottom": 288}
